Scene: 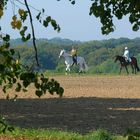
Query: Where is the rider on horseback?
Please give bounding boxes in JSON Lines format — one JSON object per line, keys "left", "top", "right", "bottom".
{"left": 71, "top": 46, "right": 77, "bottom": 66}
{"left": 123, "top": 46, "right": 131, "bottom": 62}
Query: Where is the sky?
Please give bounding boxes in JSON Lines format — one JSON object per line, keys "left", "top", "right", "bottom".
{"left": 1, "top": 0, "right": 140, "bottom": 41}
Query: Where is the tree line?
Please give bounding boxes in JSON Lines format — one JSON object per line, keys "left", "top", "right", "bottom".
{"left": 12, "top": 37, "right": 140, "bottom": 74}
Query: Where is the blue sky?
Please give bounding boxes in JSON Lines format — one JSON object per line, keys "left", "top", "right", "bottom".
{"left": 1, "top": 0, "right": 140, "bottom": 41}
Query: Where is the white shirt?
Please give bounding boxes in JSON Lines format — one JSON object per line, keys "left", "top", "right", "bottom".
{"left": 123, "top": 49, "right": 129, "bottom": 58}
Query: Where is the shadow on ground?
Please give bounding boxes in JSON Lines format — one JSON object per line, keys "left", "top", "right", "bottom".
{"left": 0, "top": 97, "right": 140, "bottom": 134}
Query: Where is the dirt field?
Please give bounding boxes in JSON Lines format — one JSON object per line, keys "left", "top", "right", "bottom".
{"left": 0, "top": 75, "right": 140, "bottom": 134}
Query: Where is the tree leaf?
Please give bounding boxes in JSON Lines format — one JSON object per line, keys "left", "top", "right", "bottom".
{"left": 35, "top": 90, "right": 43, "bottom": 97}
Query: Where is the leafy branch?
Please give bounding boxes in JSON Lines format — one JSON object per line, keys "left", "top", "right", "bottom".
{"left": 0, "top": 0, "right": 64, "bottom": 98}
{"left": 24, "top": 0, "right": 39, "bottom": 66}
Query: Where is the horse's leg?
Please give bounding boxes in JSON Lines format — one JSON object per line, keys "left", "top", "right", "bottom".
{"left": 65, "top": 65, "right": 71, "bottom": 75}
{"left": 82, "top": 63, "right": 86, "bottom": 73}
{"left": 125, "top": 66, "right": 129, "bottom": 74}
{"left": 65, "top": 69, "right": 68, "bottom": 75}
{"left": 131, "top": 64, "right": 134, "bottom": 74}
{"left": 78, "top": 67, "right": 81, "bottom": 74}
{"left": 133, "top": 62, "right": 138, "bottom": 74}
{"left": 119, "top": 66, "right": 122, "bottom": 74}
{"left": 68, "top": 66, "right": 71, "bottom": 75}
{"left": 134, "top": 65, "right": 136, "bottom": 74}
{"left": 79, "top": 64, "right": 83, "bottom": 74}
{"left": 65, "top": 66, "right": 69, "bottom": 75}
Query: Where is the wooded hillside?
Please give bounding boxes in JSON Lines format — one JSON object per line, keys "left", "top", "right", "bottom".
{"left": 12, "top": 37, "right": 140, "bottom": 74}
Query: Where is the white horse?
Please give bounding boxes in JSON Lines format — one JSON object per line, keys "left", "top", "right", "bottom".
{"left": 59, "top": 49, "right": 88, "bottom": 74}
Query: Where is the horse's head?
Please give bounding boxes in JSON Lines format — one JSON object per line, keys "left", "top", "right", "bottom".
{"left": 59, "top": 49, "right": 66, "bottom": 58}
{"left": 114, "top": 55, "right": 119, "bottom": 63}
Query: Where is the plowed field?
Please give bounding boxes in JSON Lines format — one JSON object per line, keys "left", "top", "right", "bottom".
{"left": 0, "top": 75, "right": 140, "bottom": 134}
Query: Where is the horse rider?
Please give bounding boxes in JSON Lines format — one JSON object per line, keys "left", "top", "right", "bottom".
{"left": 123, "top": 46, "right": 131, "bottom": 62}
{"left": 71, "top": 46, "right": 77, "bottom": 66}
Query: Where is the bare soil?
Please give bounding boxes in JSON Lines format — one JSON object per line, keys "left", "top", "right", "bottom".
{"left": 0, "top": 75, "right": 140, "bottom": 134}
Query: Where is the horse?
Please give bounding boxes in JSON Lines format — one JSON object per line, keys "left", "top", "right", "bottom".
{"left": 114, "top": 55, "right": 140, "bottom": 74}
{"left": 59, "top": 49, "right": 88, "bottom": 74}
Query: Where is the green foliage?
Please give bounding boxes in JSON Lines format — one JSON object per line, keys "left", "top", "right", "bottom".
{"left": 36, "top": 9, "right": 60, "bottom": 32}
{"left": 1, "top": 0, "right": 140, "bottom": 98}
{"left": 57, "top": 0, "right": 140, "bottom": 35}
{"left": 10, "top": 11, "right": 31, "bottom": 41}
{"left": 20, "top": 26, "right": 31, "bottom": 42}
{"left": 0, "top": 0, "right": 64, "bottom": 98}
{"left": 18, "top": 9, "right": 28, "bottom": 22}
{"left": 125, "top": 129, "right": 140, "bottom": 140}
{"left": 0, "top": 125, "right": 128, "bottom": 140}
{"left": 10, "top": 37, "right": 140, "bottom": 74}
{"left": 89, "top": 59, "right": 119, "bottom": 74}
{"left": 0, "top": 34, "right": 64, "bottom": 98}
{"left": 85, "top": 129, "right": 114, "bottom": 140}
{"left": 0, "top": 116, "right": 14, "bottom": 134}
{"left": 2, "top": 0, "right": 140, "bottom": 35}
{"left": 1, "top": 116, "right": 139, "bottom": 140}
{"left": 89, "top": 0, "right": 140, "bottom": 34}
{"left": 58, "top": 0, "right": 140, "bottom": 35}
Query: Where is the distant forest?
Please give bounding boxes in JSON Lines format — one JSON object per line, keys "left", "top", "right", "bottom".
{"left": 12, "top": 37, "right": 140, "bottom": 74}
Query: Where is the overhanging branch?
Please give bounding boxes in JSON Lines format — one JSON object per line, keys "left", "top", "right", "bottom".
{"left": 24, "top": 0, "right": 39, "bottom": 66}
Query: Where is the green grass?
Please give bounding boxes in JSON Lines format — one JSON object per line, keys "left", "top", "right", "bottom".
{"left": 0, "top": 127, "right": 128, "bottom": 140}
{"left": 44, "top": 70, "right": 140, "bottom": 78}
{"left": 44, "top": 68, "right": 140, "bottom": 76}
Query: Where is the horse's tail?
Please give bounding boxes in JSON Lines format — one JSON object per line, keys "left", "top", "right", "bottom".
{"left": 133, "top": 57, "right": 140, "bottom": 71}
{"left": 83, "top": 59, "right": 88, "bottom": 72}
{"left": 135, "top": 61, "right": 140, "bottom": 71}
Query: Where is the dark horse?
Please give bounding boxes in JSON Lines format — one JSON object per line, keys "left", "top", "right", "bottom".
{"left": 114, "top": 55, "right": 140, "bottom": 74}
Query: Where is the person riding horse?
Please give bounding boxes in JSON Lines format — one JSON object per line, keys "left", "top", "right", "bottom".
{"left": 71, "top": 46, "right": 77, "bottom": 66}
{"left": 59, "top": 49, "right": 88, "bottom": 74}
{"left": 123, "top": 46, "right": 131, "bottom": 63}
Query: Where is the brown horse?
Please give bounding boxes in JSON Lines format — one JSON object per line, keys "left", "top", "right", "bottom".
{"left": 114, "top": 55, "right": 140, "bottom": 74}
